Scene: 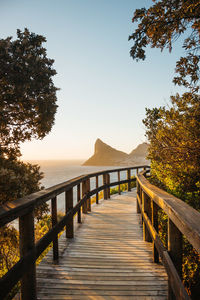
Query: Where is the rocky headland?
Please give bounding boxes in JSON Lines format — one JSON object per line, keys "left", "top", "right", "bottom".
{"left": 83, "top": 139, "right": 149, "bottom": 166}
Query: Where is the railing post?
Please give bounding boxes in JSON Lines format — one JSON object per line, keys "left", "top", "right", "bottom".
{"left": 65, "top": 188, "right": 74, "bottom": 238}
{"left": 151, "top": 200, "right": 159, "bottom": 263}
{"left": 136, "top": 180, "right": 141, "bottom": 213}
{"left": 103, "top": 174, "right": 108, "bottom": 200}
{"left": 139, "top": 185, "right": 142, "bottom": 203}
{"left": 127, "top": 169, "right": 131, "bottom": 191}
{"left": 118, "top": 171, "right": 121, "bottom": 195}
{"left": 107, "top": 174, "right": 110, "bottom": 199}
{"left": 96, "top": 176, "right": 99, "bottom": 204}
{"left": 140, "top": 186, "right": 143, "bottom": 223}
{"left": 142, "top": 191, "right": 152, "bottom": 242}
{"left": 168, "top": 219, "right": 182, "bottom": 300}
{"left": 77, "top": 184, "right": 81, "bottom": 223}
{"left": 51, "top": 196, "right": 59, "bottom": 260}
{"left": 82, "top": 180, "right": 87, "bottom": 213}
{"left": 87, "top": 178, "right": 91, "bottom": 212}
{"left": 19, "top": 211, "right": 37, "bottom": 300}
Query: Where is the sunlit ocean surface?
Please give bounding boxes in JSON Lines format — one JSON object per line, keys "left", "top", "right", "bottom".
{"left": 28, "top": 160, "right": 116, "bottom": 188}
{"left": 26, "top": 160, "right": 137, "bottom": 212}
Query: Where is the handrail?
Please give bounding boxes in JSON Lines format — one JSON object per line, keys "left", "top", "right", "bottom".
{"left": 0, "top": 165, "right": 148, "bottom": 300}
{"left": 136, "top": 170, "right": 200, "bottom": 300}
{"left": 0, "top": 165, "right": 148, "bottom": 226}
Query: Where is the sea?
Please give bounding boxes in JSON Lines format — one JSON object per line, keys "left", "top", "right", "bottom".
{"left": 26, "top": 160, "right": 136, "bottom": 213}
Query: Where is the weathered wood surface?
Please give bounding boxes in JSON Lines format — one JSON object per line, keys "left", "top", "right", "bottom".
{"left": 36, "top": 190, "right": 167, "bottom": 299}
{"left": 137, "top": 172, "right": 200, "bottom": 254}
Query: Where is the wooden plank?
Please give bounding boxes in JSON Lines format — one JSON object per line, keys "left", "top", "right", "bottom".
{"left": 37, "top": 191, "right": 167, "bottom": 299}
{"left": 38, "top": 290, "right": 167, "bottom": 296}
{"left": 152, "top": 200, "right": 159, "bottom": 263}
{"left": 51, "top": 197, "right": 59, "bottom": 260}
{"left": 96, "top": 176, "right": 99, "bottom": 204}
{"left": 142, "top": 191, "right": 152, "bottom": 242}
{"left": 103, "top": 174, "right": 108, "bottom": 200}
{"left": 37, "top": 296, "right": 167, "bottom": 300}
{"left": 38, "top": 265, "right": 167, "bottom": 273}
{"left": 37, "top": 270, "right": 167, "bottom": 277}
{"left": 19, "top": 211, "right": 37, "bottom": 300}
{"left": 168, "top": 219, "right": 183, "bottom": 299}
{"left": 82, "top": 180, "right": 87, "bottom": 214}
{"left": 137, "top": 172, "right": 200, "bottom": 254}
{"left": 37, "top": 283, "right": 167, "bottom": 291}
{"left": 77, "top": 184, "right": 81, "bottom": 223}
{"left": 107, "top": 173, "right": 110, "bottom": 198}
{"left": 65, "top": 189, "right": 73, "bottom": 238}
{"left": 118, "top": 171, "right": 121, "bottom": 195}
{"left": 86, "top": 178, "right": 91, "bottom": 212}
{"left": 127, "top": 169, "right": 131, "bottom": 191}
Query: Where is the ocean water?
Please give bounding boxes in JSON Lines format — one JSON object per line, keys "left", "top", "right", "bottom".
{"left": 29, "top": 159, "right": 121, "bottom": 188}
{"left": 28, "top": 160, "right": 137, "bottom": 212}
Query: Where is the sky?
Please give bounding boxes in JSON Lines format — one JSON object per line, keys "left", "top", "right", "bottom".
{"left": 1, "top": 0, "right": 185, "bottom": 160}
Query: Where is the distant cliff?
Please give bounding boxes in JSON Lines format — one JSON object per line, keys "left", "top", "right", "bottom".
{"left": 82, "top": 139, "right": 128, "bottom": 166}
{"left": 83, "top": 139, "right": 149, "bottom": 166}
{"left": 118, "top": 143, "right": 149, "bottom": 166}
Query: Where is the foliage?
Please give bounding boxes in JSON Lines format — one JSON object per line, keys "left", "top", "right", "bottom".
{"left": 183, "top": 238, "right": 200, "bottom": 296}
{"left": 0, "top": 28, "right": 58, "bottom": 158}
{"left": 0, "top": 28, "right": 58, "bottom": 299}
{"left": 0, "top": 27, "right": 58, "bottom": 216}
{"left": 143, "top": 92, "right": 200, "bottom": 210}
{"left": 0, "top": 225, "right": 20, "bottom": 299}
{"left": 0, "top": 226, "right": 19, "bottom": 276}
{"left": 129, "top": 1, "right": 200, "bottom": 297}
{"left": 0, "top": 157, "right": 43, "bottom": 203}
{"left": 0, "top": 214, "right": 51, "bottom": 300}
{"left": 144, "top": 94, "right": 200, "bottom": 297}
{"left": 35, "top": 212, "right": 65, "bottom": 243}
{"left": 129, "top": 0, "right": 200, "bottom": 92}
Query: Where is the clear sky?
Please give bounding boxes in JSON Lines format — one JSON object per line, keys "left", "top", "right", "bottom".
{"left": 1, "top": 0, "right": 184, "bottom": 160}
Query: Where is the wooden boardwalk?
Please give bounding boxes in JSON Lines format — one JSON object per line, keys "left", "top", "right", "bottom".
{"left": 36, "top": 190, "right": 168, "bottom": 299}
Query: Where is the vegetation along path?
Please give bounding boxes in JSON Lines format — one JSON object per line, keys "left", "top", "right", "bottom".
{"left": 37, "top": 190, "right": 168, "bottom": 299}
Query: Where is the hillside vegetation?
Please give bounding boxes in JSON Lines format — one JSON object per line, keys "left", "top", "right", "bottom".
{"left": 129, "top": 1, "right": 200, "bottom": 297}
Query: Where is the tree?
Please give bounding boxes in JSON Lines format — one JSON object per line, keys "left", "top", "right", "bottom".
{"left": 0, "top": 28, "right": 58, "bottom": 158}
{"left": 0, "top": 158, "right": 43, "bottom": 204}
{"left": 143, "top": 93, "right": 200, "bottom": 209}
{"left": 0, "top": 27, "right": 58, "bottom": 216}
{"left": 142, "top": 93, "right": 200, "bottom": 297}
{"left": 129, "top": 0, "right": 200, "bottom": 92}
{"left": 129, "top": 0, "right": 200, "bottom": 200}
{"left": 129, "top": 2, "right": 200, "bottom": 296}
{"left": 0, "top": 29, "right": 58, "bottom": 293}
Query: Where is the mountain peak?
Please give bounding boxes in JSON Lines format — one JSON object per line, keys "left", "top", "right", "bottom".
{"left": 129, "top": 142, "right": 149, "bottom": 157}
{"left": 83, "top": 139, "right": 128, "bottom": 166}
{"left": 83, "top": 139, "right": 149, "bottom": 166}
{"left": 95, "top": 138, "right": 105, "bottom": 152}
{"left": 95, "top": 138, "right": 103, "bottom": 144}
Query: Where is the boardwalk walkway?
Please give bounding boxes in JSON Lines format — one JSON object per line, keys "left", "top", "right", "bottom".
{"left": 37, "top": 190, "right": 168, "bottom": 299}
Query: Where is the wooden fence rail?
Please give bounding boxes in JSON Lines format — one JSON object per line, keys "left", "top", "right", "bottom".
{"left": 136, "top": 170, "right": 200, "bottom": 300}
{"left": 1, "top": 166, "right": 200, "bottom": 300}
{"left": 0, "top": 165, "right": 146, "bottom": 300}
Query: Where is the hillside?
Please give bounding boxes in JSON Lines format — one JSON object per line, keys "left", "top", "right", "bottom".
{"left": 82, "top": 139, "right": 128, "bottom": 166}
{"left": 83, "top": 139, "right": 149, "bottom": 166}
{"left": 119, "top": 142, "right": 149, "bottom": 166}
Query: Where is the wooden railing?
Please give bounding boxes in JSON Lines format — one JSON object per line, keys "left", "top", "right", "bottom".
{"left": 137, "top": 170, "right": 200, "bottom": 300}
{"left": 0, "top": 165, "right": 147, "bottom": 300}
